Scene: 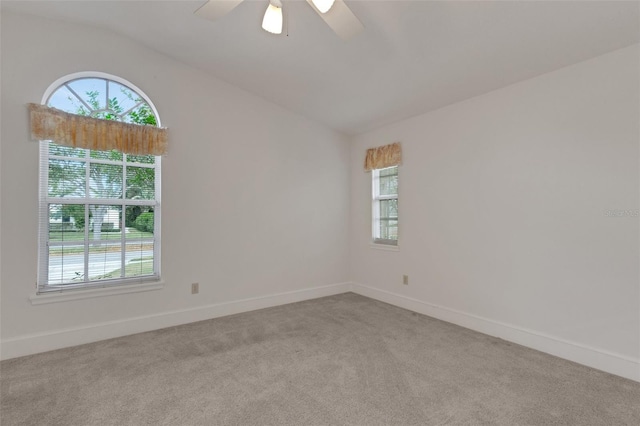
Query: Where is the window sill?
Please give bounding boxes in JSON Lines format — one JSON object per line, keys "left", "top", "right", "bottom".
{"left": 370, "top": 243, "right": 400, "bottom": 252}
{"left": 29, "top": 281, "right": 164, "bottom": 305}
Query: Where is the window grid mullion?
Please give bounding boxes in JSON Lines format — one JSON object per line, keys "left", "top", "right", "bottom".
{"left": 45, "top": 197, "right": 155, "bottom": 207}
{"left": 374, "top": 194, "right": 397, "bottom": 201}
{"left": 120, "top": 101, "right": 144, "bottom": 119}
{"left": 65, "top": 83, "right": 94, "bottom": 114}
{"left": 49, "top": 154, "right": 156, "bottom": 169}
{"left": 49, "top": 155, "right": 157, "bottom": 168}
{"left": 48, "top": 237, "right": 154, "bottom": 247}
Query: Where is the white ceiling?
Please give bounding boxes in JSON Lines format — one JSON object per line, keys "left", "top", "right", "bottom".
{"left": 3, "top": 0, "right": 639, "bottom": 135}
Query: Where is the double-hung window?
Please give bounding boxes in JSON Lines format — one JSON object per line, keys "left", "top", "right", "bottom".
{"left": 365, "top": 142, "right": 402, "bottom": 246}
{"left": 37, "top": 73, "right": 162, "bottom": 293}
{"left": 372, "top": 166, "right": 399, "bottom": 245}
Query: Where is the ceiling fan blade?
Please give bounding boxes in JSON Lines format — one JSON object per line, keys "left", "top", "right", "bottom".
{"left": 306, "top": 0, "right": 364, "bottom": 40}
{"left": 194, "top": 0, "right": 245, "bottom": 22}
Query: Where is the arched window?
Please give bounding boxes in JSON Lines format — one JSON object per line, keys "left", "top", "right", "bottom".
{"left": 37, "top": 72, "right": 161, "bottom": 292}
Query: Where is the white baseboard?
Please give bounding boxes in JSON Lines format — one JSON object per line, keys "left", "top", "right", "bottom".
{"left": 351, "top": 283, "right": 640, "bottom": 383}
{"left": 4, "top": 281, "right": 638, "bottom": 383}
{"left": 0, "top": 282, "right": 352, "bottom": 360}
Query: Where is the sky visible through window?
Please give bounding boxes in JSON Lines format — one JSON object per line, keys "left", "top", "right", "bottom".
{"left": 47, "top": 78, "right": 148, "bottom": 123}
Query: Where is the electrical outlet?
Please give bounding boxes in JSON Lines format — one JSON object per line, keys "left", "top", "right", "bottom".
{"left": 402, "top": 275, "right": 409, "bottom": 285}
{"left": 191, "top": 282, "right": 199, "bottom": 294}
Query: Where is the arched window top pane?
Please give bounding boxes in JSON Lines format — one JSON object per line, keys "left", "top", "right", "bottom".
{"left": 46, "top": 76, "right": 159, "bottom": 126}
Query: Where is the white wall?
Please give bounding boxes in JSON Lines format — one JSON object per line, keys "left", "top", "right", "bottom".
{"left": 1, "top": 11, "right": 638, "bottom": 383}
{"left": 350, "top": 45, "right": 640, "bottom": 381}
{"left": 0, "top": 12, "right": 350, "bottom": 357}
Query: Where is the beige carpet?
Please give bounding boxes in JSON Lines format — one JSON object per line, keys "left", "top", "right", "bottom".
{"left": 1, "top": 293, "right": 639, "bottom": 425}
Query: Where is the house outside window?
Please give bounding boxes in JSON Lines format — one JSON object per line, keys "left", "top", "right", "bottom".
{"left": 37, "top": 73, "right": 162, "bottom": 292}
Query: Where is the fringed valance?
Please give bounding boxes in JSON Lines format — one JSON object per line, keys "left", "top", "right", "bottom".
{"left": 364, "top": 142, "right": 402, "bottom": 171}
{"left": 28, "top": 103, "right": 168, "bottom": 156}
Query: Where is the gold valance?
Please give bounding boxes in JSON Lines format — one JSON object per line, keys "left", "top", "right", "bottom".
{"left": 28, "top": 103, "right": 168, "bottom": 156}
{"left": 364, "top": 142, "right": 402, "bottom": 171}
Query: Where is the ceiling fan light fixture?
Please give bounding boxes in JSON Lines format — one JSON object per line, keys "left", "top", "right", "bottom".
{"left": 312, "top": 0, "right": 335, "bottom": 14}
{"left": 262, "top": 0, "right": 283, "bottom": 34}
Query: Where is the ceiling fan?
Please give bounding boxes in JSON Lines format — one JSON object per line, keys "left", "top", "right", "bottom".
{"left": 195, "top": 0, "right": 364, "bottom": 40}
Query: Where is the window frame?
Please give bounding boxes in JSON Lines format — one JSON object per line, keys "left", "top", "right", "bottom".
{"left": 37, "top": 72, "right": 162, "bottom": 294}
{"left": 372, "top": 165, "right": 399, "bottom": 246}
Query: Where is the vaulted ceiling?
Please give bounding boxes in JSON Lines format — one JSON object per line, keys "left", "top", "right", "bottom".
{"left": 3, "top": 0, "right": 639, "bottom": 135}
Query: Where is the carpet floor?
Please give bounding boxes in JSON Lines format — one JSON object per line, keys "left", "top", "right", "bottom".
{"left": 1, "top": 293, "right": 639, "bottom": 425}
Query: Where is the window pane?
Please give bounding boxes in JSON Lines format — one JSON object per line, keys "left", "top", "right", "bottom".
{"left": 379, "top": 173, "right": 398, "bottom": 196}
{"left": 88, "top": 239, "right": 123, "bottom": 282}
{"left": 49, "top": 204, "right": 85, "bottom": 243}
{"left": 379, "top": 166, "right": 398, "bottom": 177}
{"left": 127, "top": 154, "right": 155, "bottom": 165}
{"left": 379, "top": 219, "right": 398, "bottom": 241}
{"left": 87, "top": 205, "right": 123, "bottom": 281}
{"left": 125, "top": 206, "right": 155, "bottom": 237}
{"left": 126, "top": 166, "right": 155, "bottom": 200}
{"left": 108, "top": 81, "right": 140, "bottom": 116}
{"left": 379, "top": 199, "right": 398, "bottom": 219}
{"left": 66, "top": 78, "right": 108, "bottom": 113}
{"left": 47, "top": 85, "right": 85, "bottom": 115}
{"left": 90, "top": 149, "right": 123, "bottom": 161}
{"left": 125, "top": 242, "right": 154, "bottom": 278}
{"left": 48, "top": 160, "right": 86, "bottom": 198}
{"left": 122, "top": 103, "right": 157, "bottom": 126}
{"left": 88, "top": 205, "right": 122, "bottom": 241}
{"left": 48, "top": 141, "right": 85, "bottom": 158}
{"left": 48, "top": 246, "right": 85, "bottom": 285}
{"left": 89, "top": 163, "right": 123, "bottom": 198}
